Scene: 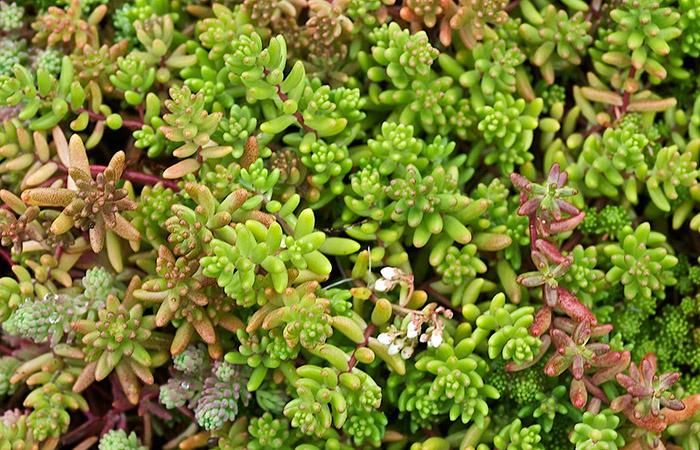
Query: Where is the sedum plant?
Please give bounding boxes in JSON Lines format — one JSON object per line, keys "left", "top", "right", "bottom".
{"left": 0, "top": 1, "right": 698, "bottom": 450}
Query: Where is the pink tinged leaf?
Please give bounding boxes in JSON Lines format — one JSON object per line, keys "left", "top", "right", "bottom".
{"left": 518, "top": 198, "right": 540, "bottom": 216}
{"left": 660, "top": 396, "right": 685, "bottom": 410}
{"left": 506, "top": 335, "right": 551, "bottom": 372}
{"left": 587, "top": 343, "right": 612, "bottom": 356}
{"left": 544, "top": 351, "right": 570, "bottom": 377}
{"left": 517, "top": 272, "right": 545, "bottom": 287}
{"left": 593, "top": 350, "right": 622, "bottom": 368}
{"left": 552, "top": 317, "right": 577, "bottom": 334}
{"left": 641, "top": 353, "right": 658, "bottom": 382}
{"left": 536, "top": 239, "right": 570, "bottom": 265}
{"left": 627, "top": 385, "right": 654, "bottom": 397}
{"left": 530, "top": 306, "right": 552, "bottom": 337}
{"left": 510, "top": 173, "right": 532, "bottom": 192}
{"left": 544, "top": 285, "right": 559, "bottom": 307}
{"left": 592, "top": 352, "right": 629, "bottom": 385}
{"left": 549, "top": 212, "right": 586, "bottom": 234}
{"left": 557, "top": 170, "right": 568, "bottom": 187}
{"left": 656, "top": 372, "right": 680, "bottom": 391}
{"left": 590, "top": 324, "right": 614, "bottom": 339}
{"left": 547, "top": 163, "right": 561, "bottom": 186}
{"left": 611, "top": 394, "right": 632, "bottom": 413}
{"left": 531, "top": 249, "right": 547, "bottom": 268}
{"left": 616, "top": 373, "right": 638, "bottom": 390}
{"left": 570, "top": 378, "right": 587, "bottom": 408}
{"left": 571, "top": 355, "right": 585, "bottom": 379}
{"left": 550, "top": 328, "right": 574, "bottom": 350}
{"left": 557, "top": 287, "right": 597, "bottom": 325}
{"left": 557, "top": 199, "right": 581, "bottom": 215}
{"left": 623, "top": 408, "right": 667, "bottom": 433}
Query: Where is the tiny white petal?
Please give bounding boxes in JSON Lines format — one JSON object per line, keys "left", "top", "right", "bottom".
{"left": 428, "top": 332, "right": 443, "bottom": 348}
{"left": 381, "top": 267, "right": 400, "bottom": 280}
{"left": 406, "top": 321, "right": 419, "bottom": 339}
{"left": 377, "top": 333, "right": 393, "bottom": 346}
{"left": 374, "top": 279, "right": 391, "bottom": 292}
{"left": 401, "top": 347, "right": 414, "bottom": 359}
{"left": 388, "top": 344, "right": 400, "bottom": 355}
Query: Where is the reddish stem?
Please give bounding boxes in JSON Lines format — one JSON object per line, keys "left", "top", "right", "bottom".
{"left": 74, "top": 108, "right": 144, "bottom": 129}
{"left": 55, "top": 162, "right": 181, "bottom": 191}
{"left": 262, "top": 69, "right": 317, "bottom": 135}
{"left": 620, "top": 67, "right": 636, "bottom": 115}
{"left": 345, "top": 323, "right": 377, "bottom": 373}
{"left": 0, "top": 247, "right": 14, "bottom": 267}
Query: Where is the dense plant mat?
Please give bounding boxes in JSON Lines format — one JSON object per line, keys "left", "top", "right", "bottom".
{"left": 2, "top": 0, "right": 700, "bottom": 449}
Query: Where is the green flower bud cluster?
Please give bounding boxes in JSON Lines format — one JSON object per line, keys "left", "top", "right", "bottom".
{"left": 570, "top": 409, "right": 625, "bottom": 450}
{"left": 2, "top": 293, "right": 83, "bottom": 345}
{"left": 0, "top": 40, "right": 26, "bottom": 78}
{"left": 474, "top": 293, "right": 543, "bottom": 365}
{"left": 215, "top": 105, "right": 258, "bottom": 158}
{"left": 645, "top": 145, "right": 699, "bottom": 212}
{"left": 0, "top": 1, "right": 22, "bottom": 31}
{"left": 0, "top": 410, "right": 37, "bottom": 450}
{"left": 494, "top": 418, "right": 544, "bottom": 450}
{"left": 130, "top": 182, "right": 181, "bottom": 249}
{"left": 109, "top": 54, "right": 156, "bottom": 106}
{"left": 461, "top": 39, "right": 526, "bottom": 95}
{"left": 561, "top": 245, "right": 606, "bottom": 308}
{"left": 579, "top": 205, "right": 632, "bottom": 240}
{"left": 517, "top": 385, "right": 571, "bottom": 433}
{"left": 98, "top": 429, "right": 148, "bottom": 450}
{"left": 366, "top": 22, "right": 439, "bottom": 90}
{"left": 519, "top": 3, "right": 593, "bottom": 83}
{"left": 70, "top": 292, "right": 160, "bottom": 406}
{"left": 247, "top": 412, "right": 292, "bottom": 450}
{"left": 194, "top": 363, "right": 250, "bottom": 431}
{"left": 679, "top": 0, "right": 700, "bottom": 57}
{"left": 33, "top": 48, "right": 63, "bottom": 77}
{"left": 435, "top": 244, "right": 487, "bottom": 286}
{"left": 605, "top": 0, "right": 681, "bottom": 79}
{"left": 604, "top": 222, "right": 678, "bottom": 303}
{"left": 414, "top": 339, "right": 499, "bottom": 426}
{"left": 476, "top": 93, "right": 541, "bottom": 174}
{"left": 283, "top": 365, "right": 349, "bottom": 437}
{"left": 0, "top": 356, "right": 19, "bottom": 396}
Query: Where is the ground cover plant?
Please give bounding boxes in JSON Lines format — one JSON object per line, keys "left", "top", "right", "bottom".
{"left": 2, "top": 0, "right": 700, "bottom": 448}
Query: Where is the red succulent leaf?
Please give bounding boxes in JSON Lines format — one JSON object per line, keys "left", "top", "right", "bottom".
{"left": 544, "top": 351, "right": 571, "bottom": 377}
{"left": 550, "top": 328, "right": 574, "bottom": 350}
{"left": 547, "top": 163, "right": 561, "bottom": 186}
{"left": 570, "top": 378, "right": 587, "bottom": 408}
{"left": 536, "top": 239, "right": 570, "bottom": 265}
{"left": 510, "top": 173, "right": 531, "bottom": 192}
{"left": 586, "top": 342, "right": 612, "bottom": 356}
{"left": 571, "top": 355, "right": 585, "bottom": 380}
{"left": 656, "top": 372, "right": 680, "bottom": 391}
{"left": 544, "top": 285, "right": 559, "bottom": 307}
{"left": 557, "top": 198, "right": 581, "bottom": 215}
{"left": 530, "top": 306, "right": 552, "bottom": 337}
{"left": 556, "top": 287, "right": 598, "bottom": 325}
{"left": 518, "top": 198, "right": 540, "bottom": 216}
{"left": 549, "top": 211, "right": 586, "bottom": 234}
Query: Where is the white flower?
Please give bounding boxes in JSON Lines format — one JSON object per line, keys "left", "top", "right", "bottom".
{"left": 374, "top": 278, "right": 392, "bottom": 292}
{"left": 406, "top": 321, "right": 420, "bottom": 339}
{"left": 428, "top": 331, "right": 443, "bottom": 348}
{"left": 380, "top": 267, "right": 401, "bottom": 280}
{"left": 377, "top": 332, "right": 394, "bottom": 346}
{"left": 388, "top": 343, "right": 400, "bottom": 355}
{"left": 401, "top": 346, "right": 414, "bottom": 359}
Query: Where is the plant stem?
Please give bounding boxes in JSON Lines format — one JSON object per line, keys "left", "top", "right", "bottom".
{"left": 55, "top": 162, "right": 181, "bottom": 191}
{"left": 74, "top": 108, "right": 144, "bottom": 129}
{"left": 262, "top": 69, "right": 317, "bottom": 135}
{"left": 345, "top": 323, "right": 377, "bottom": 373}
